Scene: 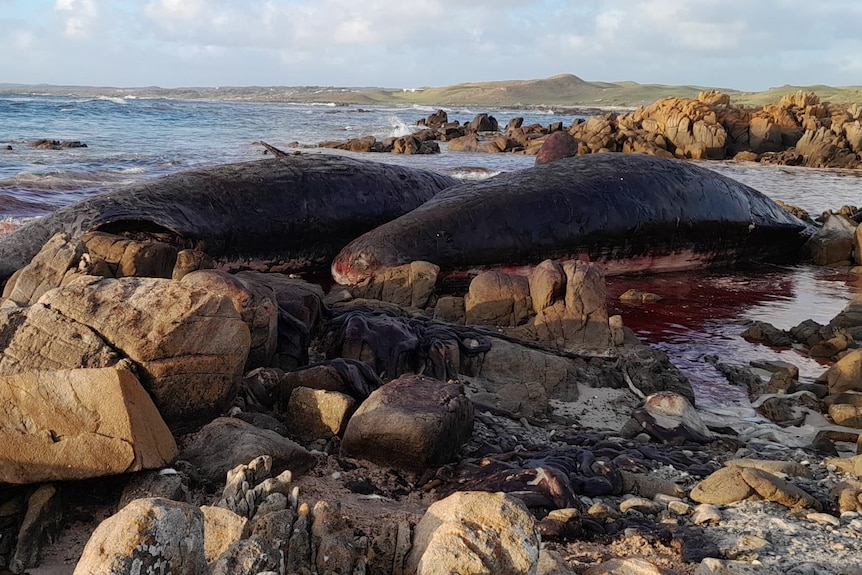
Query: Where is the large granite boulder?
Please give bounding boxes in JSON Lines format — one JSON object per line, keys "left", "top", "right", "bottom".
{"left": 634, "top": 97, "right": 729, "bottom": 159}
{"left": 516, "top": 260, "right": 612, "bottom": 350}
{"left": 180, "top": 270, "right": 279, "bottom": 371}
{"left": 37, "top": 275, "right": 251, "bottom": 431}
{"left": 405, "top": 491, "right": 540, "bottom": 575}
{"left": 73, "top": 498, "right": 207, "bottom": 575}
{"left": 465, "top": 270, "right": 531, "bottom": 326}
{"left": 803, "top": 214, "right": 858, "bottom": 265}
{"left": 1, "top": 232, "right": 86, "bottom": 307}
{"left": 350, "top": 261, "right": 440, "bottom": 309}
{"left": 341, "top": 375, "right": 474, "bottom": 471}
{"left": 819, "top": 349, "right": 862, "bottom": 394}
{"left": 0, "top": 365, "right": 177, "bottom": 485}
{"left": 0, "top": 303, "right": 119, "bottom": 375}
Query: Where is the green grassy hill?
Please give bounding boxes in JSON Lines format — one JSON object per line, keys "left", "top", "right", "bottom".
{"left": 3, "top": 75, "right": 861, "bottom": 108}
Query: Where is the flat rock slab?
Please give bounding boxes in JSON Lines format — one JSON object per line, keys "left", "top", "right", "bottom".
{"left": 341, "top": 375, "right": 474, "bottom": 471}
{"left": 0, "top": 366, "right": 177, "bottom": 485}
{"left": 180, "top": 417, "right": 315, "bottom": 485}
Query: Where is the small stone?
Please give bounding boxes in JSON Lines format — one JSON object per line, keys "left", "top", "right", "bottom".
{"left": 668, "top": 501, "right": 691, "bottom": 515}
{"left": 807, "top": 511, "right": 840, "bottom": 527}
{"left": 691, "top": 504, "right": 721, "bottom": 525}
{"left": 619, "top": 496, "right": 661, "bottom": 515}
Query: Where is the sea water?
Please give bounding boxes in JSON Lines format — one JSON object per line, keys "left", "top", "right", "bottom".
{"left": 2, "top": 91, "right": 861, "bottom": 402}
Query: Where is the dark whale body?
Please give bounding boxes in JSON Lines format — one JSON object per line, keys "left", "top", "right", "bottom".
{"left": 332, "top": 154, "right": 811, "bottom": 285}
{"left": 0, "top": 154, "right": 459, "bottom": 281}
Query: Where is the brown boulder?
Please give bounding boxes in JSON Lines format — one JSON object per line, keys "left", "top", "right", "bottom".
{"left": 180, "top": 417, "right": 315, "bottom": 485}
{"left": 181, "top": 270, "right": 278, "bottom": 371}
{"left": 37, "top": 276, "right": 251, "bottom": 431}
{"left": 0, "top": 366, "right": 177, "bottom": 485}
{"left": 535, "top": 132, "right": 579, "bottom": 165}
{"left": 1, "top": 232, "right": 86, "bottom": 306}
{"left": 803, "top": 213, "right": 858, "bottom": 265}
{"left": 351, "top": 260, "right": 440, "bottom": 308}
{"left": 286, "top": 387, "right": 356, "bottom": 440}
{"left": 819, "top": 349, "right": 862, "bottom": 394}
{"left": 0, "top": 303, "right": 119, "bottom": 375}
{"left": 465, "top": 270, "right": 531, "bottom": 326}
{"left": 80, "top": 231, "right": 177, "bottom": 278}
{"left": 519, "top": 260, "right": 611, "bottom": 350}
{"left": 341, "top": 375, "right": 474, "bottom": 471}
{"left": 73, "top": 498, "right": 207, "bottom": 575}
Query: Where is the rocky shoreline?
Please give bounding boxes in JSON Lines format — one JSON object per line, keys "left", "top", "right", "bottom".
{"left": 4, "top": 159, "right": 862, "bottom": 574}
{"left": 304, "top": 90, "right": 862, "bottom": 172}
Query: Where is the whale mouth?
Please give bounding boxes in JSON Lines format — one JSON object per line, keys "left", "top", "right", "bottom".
{"left": 93, "top": 219, "right": 202, "bottom": 251}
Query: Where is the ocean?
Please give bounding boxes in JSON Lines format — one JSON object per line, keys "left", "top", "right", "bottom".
{"left": 2, "top": 91, "right": 861, "bottom": 404}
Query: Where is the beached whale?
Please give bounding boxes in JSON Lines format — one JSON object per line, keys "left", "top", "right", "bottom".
{"left": 0, "top": 154, "right": 459, "bottom": 282}
{"left": 331, "top": 153, "right": 812, "bottom": 285}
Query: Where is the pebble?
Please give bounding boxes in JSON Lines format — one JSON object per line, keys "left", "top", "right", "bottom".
{"left": 808, "top": 512, "right": 841, "bottom": 527}
{"left": 667, "top": 501, "right": 691, "bottom": 515}
{"left": 619, "top": 497, "right": 661, "bottom": 515}
{"left": 691, "top": 504, "right": 722, "bottom": 525}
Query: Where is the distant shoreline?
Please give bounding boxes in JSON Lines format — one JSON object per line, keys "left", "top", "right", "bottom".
{"left": 2, "top": 74, "right": 861, "bottom": 108}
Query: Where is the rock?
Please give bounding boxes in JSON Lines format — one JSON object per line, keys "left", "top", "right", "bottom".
{"left": 796, "top": 127, "right": 861, "bottom": 169}
{"left": 690, "top": 467, "right": 756, "bottom": 505}
{"left": 830, "top": 297, "right": 862, "bottom": 340}
{"left": 619, "top": 496, "right": 661, "bottom": 515}
{"left": 474, "top": 337, "right": 580, "bottom": 402}
{"left": 286, "top": 387, "right": 356, "bottom": 440}
{"left": 804, "top": 214, "right": 858, "bottom": 265}
{"left": 819, "top": 349, "right": 862, "bottom": 394}
{"left": 172, "top": 249, "right": 214, "bottom": 280}
{"left": 690, "top": 504, "right": 721, "bottom": 526}
{"left": 200, "top": 506, "right": 249, "bottom": 564}
{"left": 247, "top": 508, "right": 295, "bottom": 564}
{"left": 0, "top": 365, "right": 177, "bottom": 485}
{"left": 211, "top": 536, "right": 280, "bottom": 575}
{"left": 180, "top": 417, "right": 315, "bottom": 486}
{"left": 0, "top": 303, "right": 119, "bottom": 375}
{"left": 341, "top": 376, "right": 474, "bottom": 471}
{"left": 619, "top": 289, "right": 664, "bottom": 304}
{"left": 529, "top": 259, "right": 566, "bottom": 312}
{"left": 636, "top": 96, "right": 729, "bottom": 159}
{"left": 826, "top": 454, "right": 862, "bottom": 477}
{"left": 37, "top": 276, "right": 251, "bottom": 431}
{"left": 118, "top": 470, "right": 189, "bottom": 510}
{"left": 537, "top": 549, "right": 575, "bottom": 575}
{"left": 739, "top": 467, "right": 820, "bottom": 510}
{"left": 465, "top": 270, "right": 531, "bottom": 326}
{"left": 829, "top": 403, "right": 862, "bottom": 428}
{"left": 180, "top": 270, "right": 278, "bottom": 371}
{"left": 1, "top": 232, "right": 86, "bottom": 306}
{"left": 584, "top": 557, "right": 678, "bottom": 574}
{"left": 536, "top": 508, "right": 583, "bottom": 542}
{"left": 740, "top": 320, "right": 793, "bottom": 347}
{"left": 433, "top": 295, "right": 466, "bottom": 324}
{"left": 352, "top": 261, "right": 440, "bottom": 308}
{"left": 725, "top": 458, "right": 813, "bottom": 479}
{"left": 405, "top": 491, "right": 540, "bottom": 575}
{"left": 73, "top": 498, "right": 208, "bottom": 575}
{"left": 468, "top": 113, "right": 499, "bottom": 133}
{"left": 80, "top": 231, "right": 177, "bottom": 278}
{"left": 535, "top": 132, "right": 579, "bottom": 165}
{"left": 695, "top": 558, "right": 763, "bottom": 574}
{"left": 311, "top": 500, "right": 363, "bottom": 574}
{"left": 519, "top": 260, "right": 612, "bottom": 350}
{"left": 9, "top": 484, "right": 63, "bottom": 575}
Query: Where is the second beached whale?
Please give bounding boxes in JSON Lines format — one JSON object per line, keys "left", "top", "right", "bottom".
{"left": 331, "top": 154, "right": 811, "bottom": 285}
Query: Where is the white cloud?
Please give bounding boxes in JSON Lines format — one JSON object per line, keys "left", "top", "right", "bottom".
{"left": 55, "top": 0, "right": 98, "bottom": 40}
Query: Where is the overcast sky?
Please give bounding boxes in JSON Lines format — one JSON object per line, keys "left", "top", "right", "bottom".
{"left": 2, "top": 0, "right": 861, "bottom": 91}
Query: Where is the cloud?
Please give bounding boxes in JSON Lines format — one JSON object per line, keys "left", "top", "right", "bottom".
{"left": 55, "top": 0, "right": 98, "bottom": 40}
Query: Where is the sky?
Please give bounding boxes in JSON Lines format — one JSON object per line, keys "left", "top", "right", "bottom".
{"left": 2, "top": 0, "right": 861, "bottom": 91}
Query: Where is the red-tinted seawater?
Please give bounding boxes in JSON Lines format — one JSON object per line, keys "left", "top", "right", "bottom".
{"left": 606, "top": 264, "right": 861, "bottom": 407}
